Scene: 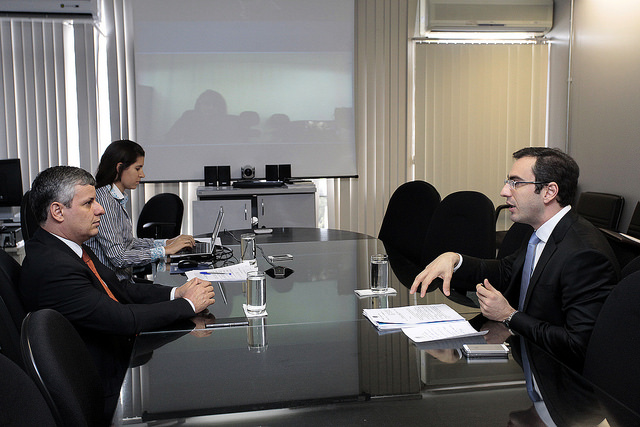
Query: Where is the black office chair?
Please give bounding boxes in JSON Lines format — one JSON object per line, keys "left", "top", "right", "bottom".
{"left": 576, "top": 191, "right": 624, "bottom": 231}
{"left": 420, "top": 191, "right": 496, "bottom": 306}
{"left": 620, "top": 254, "right": 640, "bottom": 278}
{"left": 21, "top": 309, "right": 106, "bottom": 427}
{"left": 20, "top": 190, "right": 40, "bottom": 241}
{"left": 626, "top": 201, "right": 640, "bottom": 239}
{"left": 0, "top": 295, "right": 22, "bottom": 368}
{"left": 0, "top": 352, "right": 56, "bottom": 427}
{"left": 583, "top": 270, "right": 640, "bottom": 424}
{"left": 496, "top": 222, "right": 533, "bottom": 259}
{"left": 421, "top": 191, "right": 496, "bottom": 263}
{"left": 494, "top": 203, "right": 510, "bottom": 250}
{"left": 600, "top": 201, "right": 640, "bottom": 269}
{"left": 378, "top": 181, "right": 441, "bottom": 266}
{"left": 0, "top": 249, "right": 25, "bottom": 331}
{"left": 136, "top": 193, "right": 184, "bottom": 239}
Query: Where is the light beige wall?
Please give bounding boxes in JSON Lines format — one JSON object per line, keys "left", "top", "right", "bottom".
{"left": 568, "top": 0, "right": 640, "bottom": 229}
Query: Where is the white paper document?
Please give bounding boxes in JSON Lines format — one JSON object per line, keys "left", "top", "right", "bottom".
{"left": 363, "top": 304, "right": 464, "bottom": 329}
{"left": 402, "top": 322, "right": 487, "bottom": 343}
{"left": 362, "top": 303, "right": 487, "bottom": 342}
{"left": 185, "top": 261, "right": 257, "bottom": 282}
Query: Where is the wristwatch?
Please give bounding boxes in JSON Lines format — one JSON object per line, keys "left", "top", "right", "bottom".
{"left": 502, "top": 310, "right": 518, "bottom": 328}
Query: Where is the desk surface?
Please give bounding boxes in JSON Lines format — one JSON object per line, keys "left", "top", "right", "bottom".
{"left": 113, "top": 228, "right": 640, "bottom": 426}
{"left": 196, "top": 182, "right": 316, "bottom": 198}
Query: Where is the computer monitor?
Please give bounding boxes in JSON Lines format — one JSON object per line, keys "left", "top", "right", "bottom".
{"left": 0, "top": 159, "right": 23, "bottom": 221}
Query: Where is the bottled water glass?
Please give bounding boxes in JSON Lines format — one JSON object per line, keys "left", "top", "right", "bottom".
{"left": 370, "top": 254, "right": 389, "bottom": 292}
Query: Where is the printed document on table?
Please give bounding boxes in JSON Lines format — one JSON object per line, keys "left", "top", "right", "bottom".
{"left": 185, "top": 261, "right": 257, "bottom": 282}
{"left": 402, "top": 322, "right": 487, "bottom": 343}
{"left": 363, "top": 304, "right": 465, "bottom": 330}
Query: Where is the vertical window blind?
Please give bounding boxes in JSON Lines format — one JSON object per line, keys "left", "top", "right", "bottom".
{"left": 413, "top": 41, "right": 550, "bottom": 230}
{"left": 0, "top": 18, "right": 100, "bottom": 189}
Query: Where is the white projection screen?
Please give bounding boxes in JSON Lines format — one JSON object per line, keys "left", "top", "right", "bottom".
{"left": 131, "top": 0, "right": 356, "bottom": 182}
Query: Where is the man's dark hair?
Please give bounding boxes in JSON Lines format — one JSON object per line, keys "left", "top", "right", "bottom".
{"left": 95, "top": 139, "right": 145, "bottom": 188}
{"left": 30, "top": 166, "right": 96, "bottom": 225}
{"left": 513, "top": 147, "right": 579, "bottom": 207}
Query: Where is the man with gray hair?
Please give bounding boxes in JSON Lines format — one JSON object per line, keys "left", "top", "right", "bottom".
{"left": 20, "top": 165, "right": 215, "bottom": 422}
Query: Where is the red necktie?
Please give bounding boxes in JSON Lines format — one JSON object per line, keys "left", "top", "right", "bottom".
{"left": 82, "top": 249, "right": 119, "bottom": 302}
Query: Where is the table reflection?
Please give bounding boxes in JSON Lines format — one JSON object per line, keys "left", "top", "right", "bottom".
{"left": 386, "top": 245, "right": 640, "bottom": 427}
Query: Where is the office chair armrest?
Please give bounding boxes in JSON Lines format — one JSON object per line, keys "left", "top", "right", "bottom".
{"left": 599, "top": 227, "right": 624, "bottom": 242}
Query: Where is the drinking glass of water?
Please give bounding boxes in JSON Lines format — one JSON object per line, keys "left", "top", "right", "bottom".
{"left": 246, "top": 271, "right": 267, "bottom": 315}
{"left": 370, "top": 254, "right": 389, "bottom": 293}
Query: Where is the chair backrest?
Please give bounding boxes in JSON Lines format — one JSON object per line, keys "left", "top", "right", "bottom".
{"left": 21, "top": 309, "right": 106, "bottom": 427}
{"left": 136, "top": 193, "right": 184, "bottom": 239}
{"left": 20, "top": 190, "right": 40, "bottom": 241}
{"left": 421, "top": 191, "right": 496, "bottom": 265}
{"left": 0, "top": 249, "right": 25, "bottom": 331}
{"left": 0, "top": 295, "right": 22, "bottom": 368}
{"left": 378, "top": 181, "right": 441, "bottom": 265}
{"left": 621, "top": 254, "right": 640, "bottom": 279}
{"left": 583, "top": 270, "right": 640, "bottom": 421}
{"left": 496, "top": 222, "right": 533, "bottom": 259}
{"left": 0, "top": 352, "right": 56, "bottom": 427}
{"left": 626, "top": 201, "right": 640, "bottom": 239}
{"left": 576, "top": 191, "right": 624, "bottom": 231}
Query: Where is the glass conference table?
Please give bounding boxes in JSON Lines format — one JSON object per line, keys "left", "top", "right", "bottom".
{"left": 112, "top": 228, "right": 640, "bottom": 426}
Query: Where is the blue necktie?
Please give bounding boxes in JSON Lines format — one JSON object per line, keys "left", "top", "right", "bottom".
{"left": 519, "top": 233, "right": 540, "bottom": 310}
{"left": 519, "top": 232, "right": 541, "bottom": 402}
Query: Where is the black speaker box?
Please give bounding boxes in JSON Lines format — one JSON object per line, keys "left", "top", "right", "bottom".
{"left": 218, "top": 165, "right": 231, "bottom": 186}
{"left": 204, "top": 166, "right": 218, "bottom": 186}
{"left": 265, "top": 164, "right": 279, "bottom": 181}
{"left": 278, "top": 164, "right": 291, "bottom": 182}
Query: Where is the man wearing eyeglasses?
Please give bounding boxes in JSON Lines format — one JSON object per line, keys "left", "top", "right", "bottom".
{"left": 410, "top": 147, "right": 619, "bottom": 371}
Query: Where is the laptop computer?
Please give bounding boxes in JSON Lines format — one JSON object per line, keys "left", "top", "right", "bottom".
{"left": 169, "top": 206, "right": 224, "bottom": 262}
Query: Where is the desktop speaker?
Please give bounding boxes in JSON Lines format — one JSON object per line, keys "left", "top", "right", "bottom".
{"left": 218, "top": 166, "right": 231, "bottom": 186}
{"left": 204, "top": 166, "right": 218, "bottom": 187}
{"left": 265, "top": 164, "right": 278, "bottom": 181}
{"left": 278, "top": 164, "right": 291, "bottom": 182}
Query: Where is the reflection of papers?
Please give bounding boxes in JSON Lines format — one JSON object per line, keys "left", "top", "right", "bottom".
{"left": 402, "top": 322, "right": 487, "bottom": 343}
{"left": 414, "top": 335, "right": 487, "bottom": 350}
{"left": 363, "top": 304, "right": 464, "bottom": 329}
{"left": 185, "top": 261, "right": 257, "bottom": 282}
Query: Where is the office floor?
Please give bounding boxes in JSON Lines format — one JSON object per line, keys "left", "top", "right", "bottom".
{"left": 119, "top": 386, "right": 531, "bottom": 426}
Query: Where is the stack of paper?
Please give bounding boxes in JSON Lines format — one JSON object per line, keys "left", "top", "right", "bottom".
{"left": 363, "top": 304, "right": 486, "bottom": 343}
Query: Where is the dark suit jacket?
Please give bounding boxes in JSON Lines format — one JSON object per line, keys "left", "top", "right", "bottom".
{"left": 455, "top": 209, "right": 619, "bottom": 370}
{"left": 19, "top": 228, "right": 196, "bottom": 413}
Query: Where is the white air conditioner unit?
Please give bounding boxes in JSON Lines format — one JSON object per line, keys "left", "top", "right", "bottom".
{"left": 0, "top": 0, "right": 98, "bottom": 19}
{"left": 420, "top": 0, "right": 554, "bottom": 35}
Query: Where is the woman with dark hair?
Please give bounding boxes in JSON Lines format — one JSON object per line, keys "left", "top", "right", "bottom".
{"left": 87, "top": 140, "right": 195, "bottom": 282}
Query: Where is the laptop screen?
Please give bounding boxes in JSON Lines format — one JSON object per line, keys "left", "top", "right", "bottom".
{"left": 210, "top": 206, "right": 224, "bottom": 250}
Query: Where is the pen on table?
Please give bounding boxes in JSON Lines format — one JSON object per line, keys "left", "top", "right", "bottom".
{"left": 217, "top": 282, "right": 228, "bottom": 304}
{"left": 199, "top": 271, "right": 232, "bottom": 276}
